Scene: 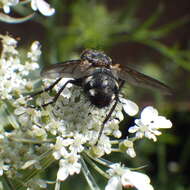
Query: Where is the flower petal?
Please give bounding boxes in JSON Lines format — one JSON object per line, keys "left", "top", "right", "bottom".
{"left": 105, "top": 176, "right": 122, "bottom": 190}
{"left": 126, "top": 147, "right": 136, "bottom": 158}
{"left": 141, "top": 106, "right": 158, "bottom": 124}
{"left": 122, "top": 170, "right": 154, "bottom": 190}
{"left": 31, "top": 0, "right": 38, "bottom": 11}
{"left": 57, "top": 167, "right": 69, "bottom": 181}
{"left": 121, "top": 98, "right": 139, "bottom": 116}
{"left": 153, "top": 116, "right": 172, "bottom": 129}
{"left": 128, "top": 125, "right": 139, "bottom": 133}
{"left": 36, "top": 0, "right": 55, "bottom": 16}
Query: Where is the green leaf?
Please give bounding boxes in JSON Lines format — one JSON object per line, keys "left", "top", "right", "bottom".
{"left": 141, "top": 40, "right": 190, "bottom": 70}
{"left": 136, "top": 4, "right": 164, "bottom": 31}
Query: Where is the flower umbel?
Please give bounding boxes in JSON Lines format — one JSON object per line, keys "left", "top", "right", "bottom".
{"left": 57, "top": 153, "right": 81, "bottom": 181}
{"left": 0, "top": 35, "right": 173, "bottom": 190}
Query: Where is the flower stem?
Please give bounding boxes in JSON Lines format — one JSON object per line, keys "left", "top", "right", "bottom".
{"left": 2, "top": 174, "right": 16, "bottom": 190}
{"left": 82, "top": 153, "right": 109, "bottom": 179}
{"left": 85, "top": 151, "right": 113, "bottom": 168}
{"left": 80, "top": 157, "right": 101, "bottom": 190}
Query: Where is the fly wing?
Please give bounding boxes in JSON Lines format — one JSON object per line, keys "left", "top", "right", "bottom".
{"left": 41, "top": 60, "right": 93, "bottom": 79}
{"left": 113, "top": 64, "right": 172, "bottom": 95}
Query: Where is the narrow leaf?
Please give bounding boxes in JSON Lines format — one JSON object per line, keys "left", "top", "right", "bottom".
{"left": 137, "top": 4, "right": 164, "bottom": 30}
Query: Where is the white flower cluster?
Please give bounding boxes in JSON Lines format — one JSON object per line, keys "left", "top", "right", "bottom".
{"left": 0, "top": 35, "right": 48, "bottom": 188}
{"left": 0, "top": 35, "right": 40, "bottom": 100}
{"left": 128, "top": 106, "right": 172, "bottom": 142}
{"left": 0, "top": 132, "right": 49, "bottom": 181}
{"left": 0, "top": 35, "right": 173, "bottom": 190}
{"left": 0, "top": 0, "right": 55, "bottom": 16}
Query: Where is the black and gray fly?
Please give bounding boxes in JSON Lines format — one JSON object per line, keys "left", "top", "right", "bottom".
{"left": 30, "top": 49, "right": 172, "bottom": 143}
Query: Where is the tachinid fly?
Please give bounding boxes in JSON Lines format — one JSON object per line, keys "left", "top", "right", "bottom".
{"left": 30, "top": 49, "right": 172, "bottom": 143}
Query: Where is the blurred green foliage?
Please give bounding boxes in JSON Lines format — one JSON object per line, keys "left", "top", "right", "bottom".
{"left": 36, "top": 0, "right": 190, "bottom": 70}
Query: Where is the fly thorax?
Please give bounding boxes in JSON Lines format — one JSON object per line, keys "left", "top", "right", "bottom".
{"left": 84, "top": 70, "right": 119, "bottom": 108}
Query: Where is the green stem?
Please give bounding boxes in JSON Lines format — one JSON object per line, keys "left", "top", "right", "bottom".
{"left": 83, "top": 153, "right": 109, "bottom": 179}
{"left": 85, "top": 151, "right": 111, "bottom": 168}
{"left": 55, "top": 180, "right": 61, "bottom": 190}
{"left": 15, "top": 150, "right": 55, "bottom": 189}
{"left": 157, "top": 143, "right": 167, "bottom": 189}
{"left": 2, "top": 174, "right": 16, "bottom": 190}
{"left": 8, "top": 137, "right": 54, "bottom": 144}
{"left": 80, "top": 157, "right": 101, "bottom": 190}
{"left": 111, "top": 148, "right": 121, "bottom": 152}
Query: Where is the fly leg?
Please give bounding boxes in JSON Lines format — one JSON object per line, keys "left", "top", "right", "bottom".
{"left": 40, "top": 79, "right": 76, "bottom": 107}
{"left": 95, "top": 80, "right": 125, "bottom": 145}
{"left": 27, "top": 78, "right": 76, "bottom": 108}
{"left": 28, "top": 77, "right": 62, "bottom": 99}
{"left": 95, "top": 97, "right": 119, "bottom": 145}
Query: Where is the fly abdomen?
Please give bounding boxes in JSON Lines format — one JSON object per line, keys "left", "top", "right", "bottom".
{"left": 83, "top": 69, "right": 119, "bottom": 108}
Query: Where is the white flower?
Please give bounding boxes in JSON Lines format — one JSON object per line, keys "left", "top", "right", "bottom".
{"left": 14, "top": 107, "right": 41, "bottom": 125}
{"left": 45, "top": 119, "right": 65, "bottom": 136}
{"left": 127, "top": 147, "right": 136, "bottom": 158}
{"left": 69, "top": 133, "right": 86, "bottom": 153}
{"left": 121, "top": 170, "right": 154, "bottom": 190}
{"left": 2, "top": 0, "right": 19, "bottom": 14}
{"left": 123, "top": 140, "right": 136, "bottom": 158}
{"left": 57, "top": 154, "right": 81, "bottom": 181}
{"left": 105, "top": 176, "right": 122, "bottom": 190}
{"left": 31, "top": 0, "right": 55, "bottom": 16}
{"left": 119, "top": 139, "right": 136, "bottom": 158}
{"left": 52, "top": 137, "right": 73, "bottom": 160}
{"left": 106, "top": 164, "right": 153, "bottom": 190}
{"left": 27, "top": 41, "right": 41, "bottom": 63}
{"left": 97, "top": 135, "right": 112, "bottom": 154}
{"left": 128, "top": 106, "right": 172, "bottom": 141}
